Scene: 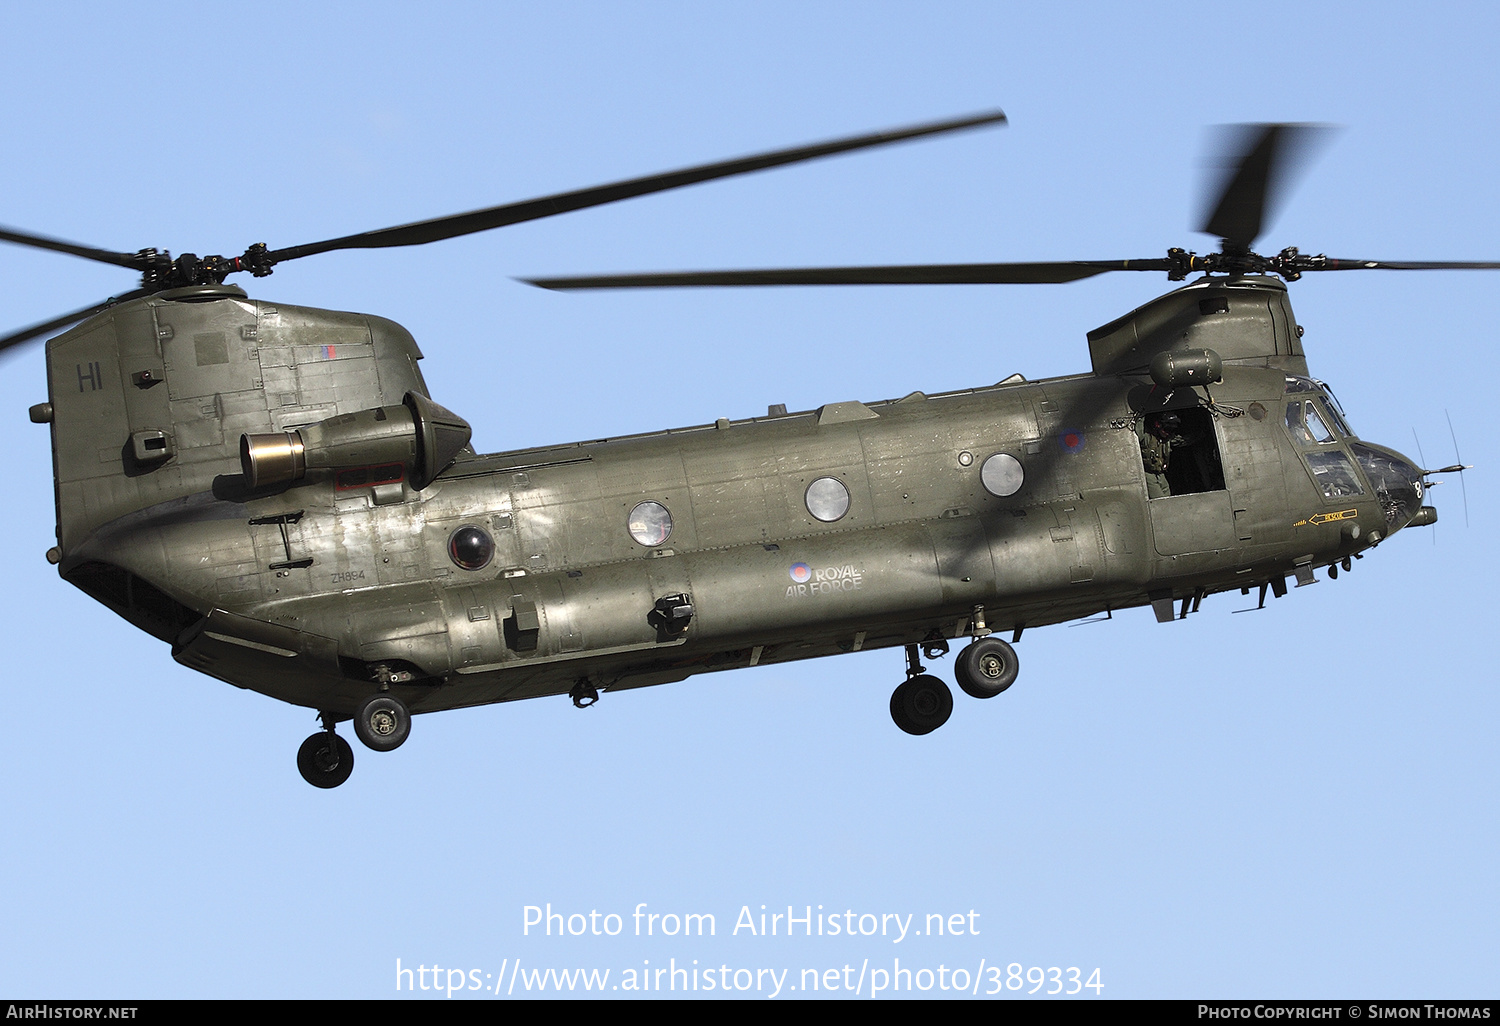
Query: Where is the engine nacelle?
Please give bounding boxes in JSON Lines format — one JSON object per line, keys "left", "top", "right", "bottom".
{"left": 240, "top": 391, "right": 471, "bottom": 491}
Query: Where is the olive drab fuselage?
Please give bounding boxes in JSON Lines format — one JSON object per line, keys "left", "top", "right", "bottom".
{"left": 40, "top": 274, "right": 1429, "bottom": 720}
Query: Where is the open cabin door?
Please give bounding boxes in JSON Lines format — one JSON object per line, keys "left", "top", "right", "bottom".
{"left": 1143, "top": 406, "right": 1235, "bottom": 556}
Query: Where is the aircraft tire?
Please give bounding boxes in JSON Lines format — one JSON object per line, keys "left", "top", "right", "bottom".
{"left": 890, "top": 674, "right": 953, "bottom": 735}
{"left": 297, "top": 731, "right": 354, "bottom": 789}
{"left": 353, "top": 694, "right": 411, "bottom": 752}
{"left": 955, "top": 637, "right": 1019, "bottom": 699}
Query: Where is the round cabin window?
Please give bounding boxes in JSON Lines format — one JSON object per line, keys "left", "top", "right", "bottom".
{"left": 448, "top": 526, "right": 494, "bottom": 571}
{"left": 980, "top": 453, "right": 1024, "bottom": 497}
{"left": 628, "top": 501, "right": 673, "bottom": 546}
{"left": 805, "top": 477, "right": 851, "bottom": 523}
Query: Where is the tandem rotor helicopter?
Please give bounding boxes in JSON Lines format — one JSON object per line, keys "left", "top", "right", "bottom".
{"left": 2, "top": 111, "right": 1478, "bottom": 787}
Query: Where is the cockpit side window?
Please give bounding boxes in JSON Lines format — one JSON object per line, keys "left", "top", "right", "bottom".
{"left": 1284, "top": 401, "right": 1304, "bottom": 441}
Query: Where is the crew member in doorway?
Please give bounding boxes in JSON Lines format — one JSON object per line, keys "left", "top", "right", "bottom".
{"left": 1138, "top": 411, "right": 1189, "bottom": 499}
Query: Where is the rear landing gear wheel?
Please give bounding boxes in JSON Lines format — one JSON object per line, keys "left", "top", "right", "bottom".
{"left": 297, "top": 731, "right": 354, "bottom": 788}
{"left": 353, "top": 693, "right": 411, "bottom": 752}
{"left": 955, "top": 637, "right": 1019, "bottom": 699}
{"left": 890, "top": 674, "right": 953, "bottom": 736}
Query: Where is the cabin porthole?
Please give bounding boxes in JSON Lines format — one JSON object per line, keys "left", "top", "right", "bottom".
{"left": 980, "top": 453, "right": 1024, "bottom": 497}
{"left": 628, "top": 501, "right": 673, "bottom": 546}
{"left": 449, "top": 526, "right": 495, "bottom": 571}
{"left": 805, "top": 477, "right": 851, "bottom": 522}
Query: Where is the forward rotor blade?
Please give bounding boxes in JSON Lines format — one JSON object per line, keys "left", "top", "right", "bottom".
{"left": 1446, "top": 410, "right": 1470, "bottom": 529}
{"left": 523, "top": 259, "right": 1172, "bottom": 290}
{"left": 1201, "top": 124, "right": 1331, "bottom": 251}
{"left": 0, "top": 289, "right": 151, "bottom": 354}
{"left": 266, "top": 110, "right": 1007, "bottom": 264}
{"left": 0, "top": 225, "right": 143, "bottom": 270}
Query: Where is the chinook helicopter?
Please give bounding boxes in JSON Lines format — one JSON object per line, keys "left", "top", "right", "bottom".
{"left": 3, "top": 115, "right": 1477, "bottom": 788}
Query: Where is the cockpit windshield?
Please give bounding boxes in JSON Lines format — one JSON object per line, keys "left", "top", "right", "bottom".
{"left": 1315, "top": 380, "right": 1356, "bottom": 437}
{"left": 1286, "top": 399, "right": 1334, "bottom": 445}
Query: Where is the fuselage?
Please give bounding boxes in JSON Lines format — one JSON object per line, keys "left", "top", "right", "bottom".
{"left": 41, "top": 277, "right": 1427, "bottom": 720}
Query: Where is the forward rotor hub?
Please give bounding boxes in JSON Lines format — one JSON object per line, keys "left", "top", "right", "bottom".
{"left": 1165, "top": 246, "right": 1345, "bottom": 282}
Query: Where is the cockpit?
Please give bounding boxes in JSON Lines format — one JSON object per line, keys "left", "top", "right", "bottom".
{"left": 1283, "top": 375, "right": 1425, "bottom": 530}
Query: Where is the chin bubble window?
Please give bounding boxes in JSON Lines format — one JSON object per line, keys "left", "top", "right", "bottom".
{"left": 980, "top": 453, "right": 1024, "bottom": 497}
{"left": 448, "top": 526, "right": 494, "bottom": 571}
{"left": 805, "top": 477, "right": 851, "bottom": 522}
{"left": 628, "top": 501, "right": 673, "bottom": 546}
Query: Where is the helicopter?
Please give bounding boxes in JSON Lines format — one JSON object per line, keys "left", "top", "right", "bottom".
{"left": 2, "top": 113, "right": 1476, "bottom": 788}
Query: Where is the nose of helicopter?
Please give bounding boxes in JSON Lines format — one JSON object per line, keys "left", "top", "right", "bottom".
{"left": 1350, "top": 442, "right": 1428, "bottom": 532}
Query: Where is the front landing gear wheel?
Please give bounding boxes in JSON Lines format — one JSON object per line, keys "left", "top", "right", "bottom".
{"left": 955, "top": 637, "right": 1019, "bottom": 699}
{"left": 890, "top": 674, "right": 953, "bottom": 736}
{"left": 297, "top": 731, "right": 354, "bottom": 788}
{"left": 353, "top": 694, "right": 411, "bottom": 752}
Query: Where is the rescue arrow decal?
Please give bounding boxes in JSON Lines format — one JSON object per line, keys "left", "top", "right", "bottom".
{"left": 1293, "top": 509, "right": 1358, "bottom": 527}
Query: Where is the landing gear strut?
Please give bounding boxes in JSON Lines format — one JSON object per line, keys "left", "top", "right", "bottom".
{"left": 889, "top": 644, "right": 953, "bottom": 736}
{"left": 297, "top": 712, "right": 354, "bottom": 789}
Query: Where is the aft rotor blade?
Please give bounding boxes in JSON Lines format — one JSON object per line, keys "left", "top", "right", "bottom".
{"left": 0, "top": 289, "right": 151, "bottom": 354}
{"left": 0, "top": 225, "right": 144, "bottom": 271}
{"left": 1201, "top": 124, "right": 1331, "bottom": 251}
{"left": 523, "top": 259, "right": 1173, "bottom": 290}
{"left": 266, "top": 110, "right": 1009, "bottom": 264}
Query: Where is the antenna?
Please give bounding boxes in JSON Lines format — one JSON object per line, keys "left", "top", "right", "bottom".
{"left": 1446, "top": 411, "right": 1471, "bottom": 528}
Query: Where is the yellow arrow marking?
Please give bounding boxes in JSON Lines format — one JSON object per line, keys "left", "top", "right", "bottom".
{"left": 1294, "top": 509, "right": 1358, "bottom": 527}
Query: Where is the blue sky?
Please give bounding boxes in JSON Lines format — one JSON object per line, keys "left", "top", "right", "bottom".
{"left": 0, "top": 2, "right": 1495, "bottom": 999}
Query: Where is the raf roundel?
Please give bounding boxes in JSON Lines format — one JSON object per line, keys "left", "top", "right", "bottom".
{"left": 789, "top": 562, "right": 812, "bottom": 583}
